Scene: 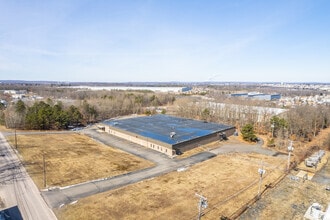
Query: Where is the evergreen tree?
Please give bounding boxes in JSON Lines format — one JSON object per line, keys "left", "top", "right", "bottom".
{"left": 270, "top": 116, "right": 288, "bottom": 138}
{"left": 67, "top": 105, "right": 83, "bottom": 126}
{"left": 14, "top": 99, "right": 26, "bottom": 128}
{"left": 15, "top": 100, "right": 26, "bottom": 114}
{"left": 241, "top": 123, "right": 258, "bottom": 142}
{"left": 52, "top": 103, "right": 69, "bottom": 129}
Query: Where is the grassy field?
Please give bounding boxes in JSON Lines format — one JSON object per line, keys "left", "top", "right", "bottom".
{"left": 6, "top": 133, "right": 154, "bottom": 189}
{"left": 6, "top": 126, "right": 328, "bottom": 219}
{"left": 55, "top": 153, "right": 286, "bottom": 220}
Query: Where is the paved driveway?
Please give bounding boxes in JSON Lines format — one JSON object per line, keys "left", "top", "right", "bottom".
{"left": 42, "top": 127, "right": 279, "bottom": 208}
{"left": 210, "top": 143, "right": 278, "bottom": 156}
{"left": 42, "top": 151, "right": 216, "bottom": 208}
{"left": 81, "top": 129, "right": 173, "bottom": 165}
{"left": 42, "top": 128, "right": 219, "bottom": 208}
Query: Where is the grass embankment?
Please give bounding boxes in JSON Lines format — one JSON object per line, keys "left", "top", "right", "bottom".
{"left": 56, "top": 153, "right": 286, "bottom": 220}
{"left": 6, "top": 133, "right": 154, "bottom": 189}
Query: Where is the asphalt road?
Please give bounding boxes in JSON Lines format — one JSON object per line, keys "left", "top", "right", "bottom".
{"left": 0, "top": 132, "right": 57, "bottom": 220}
{"left": 81, "top": 129, "right": 176, "bottom": 165}
{"left": 42, "top": 128, "right": 217, "bottom": 208}
{"left": 2, "top": 127, "right": 278, "bottom": 211}
{"left": 210, "top": 142, "right": 278, "bottom": 156}
{"left": 42, "top": 128, "right": 275, "bottom": 209}
{"left": 42, "top": 150, "right": 216, "bottom": 208}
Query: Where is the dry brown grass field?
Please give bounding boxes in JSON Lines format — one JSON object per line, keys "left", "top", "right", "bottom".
{"left": 55, "top": 153, "right": 286, "bottom": 220}
{"left": 0, "top": 125, "right": 13, "bottom": 132}
{"left": 239, "top": 154, "right": 330, "bottom": 219}
{"left": 4, "top": 126, "right": 328, "bottom": 219}
{"left": 238, "top": 128, "right": 330, "bottom": 219}
{"left": 6, "top": 133, "right": 154, "bottom": 189}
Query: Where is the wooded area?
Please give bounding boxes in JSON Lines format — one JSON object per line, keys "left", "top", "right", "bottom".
{"left": 0, "top": 88, "right": 176, "bottom": 130}
{"left": 174, "top": 95, "right": 330, "bottom": 145}
{"left": 1, "top": 85, "right": 330, "bottom": 149}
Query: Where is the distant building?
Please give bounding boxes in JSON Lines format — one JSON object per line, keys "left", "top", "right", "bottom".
{"left": 251, "top": 94, "right": 281, "bottom": 101}
{"left": 3, "top": 90, "right": 27, "bottom": 95}
{"left": 181, "top": 87, "right": 192, "bottom": 92}
{"left": 101, "top": 114, "right": 235, "bottom": 156}
{"left": 66, "top": 86, "right": 190, "bottom": 93}
{"left": 231, "top": 92, "right": 281, "bottom": 101}
{"left": 202, "top": 102, "right": 287, "bottom": 122}
{"left": 3, "top": 90, "right": 27, "bottom": 99}
{"left": 230, "top": 93, "right": 248, "bottom": 97}
{"left": 0, "top": 100, "right": 7, "bottom": 107}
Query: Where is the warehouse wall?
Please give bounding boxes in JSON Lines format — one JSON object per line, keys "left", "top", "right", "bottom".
{"left": 104, "top": 125, "right": 174, "bottom": 156}
{"left": 173, "top": 127, "right": 236, "bottom": 152}
{"left": 103, "top": 124, "right": 235, "bottom": 157}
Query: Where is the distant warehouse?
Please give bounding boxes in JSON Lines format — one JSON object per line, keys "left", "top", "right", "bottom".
{"left": 101, "top": 114, "right": 235, "bottom": 156}
{"left": 231, "top": 92, "right": 281, "bottom": 101}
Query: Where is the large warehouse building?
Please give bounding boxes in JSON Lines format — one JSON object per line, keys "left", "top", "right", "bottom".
{"left": 102, "top": 114, "right": 235, "bottom": 156}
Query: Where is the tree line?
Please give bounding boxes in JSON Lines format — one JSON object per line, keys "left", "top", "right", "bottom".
{"left": 1, "top": 85, "right": 329, "bottom": 148}
{"left": 1, "top": 90, "right": 176, "bottom": 130}
{"left": 175, "top": 97, "right": 330, "bottom": 145}
{"left": 3, "top": 99, "right": 83, "bottom": 130}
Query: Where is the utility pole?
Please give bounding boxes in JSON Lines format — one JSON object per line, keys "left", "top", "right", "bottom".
{"left": 195, "top": 193, "right": 208, "bottom": 220}
{"left": 271, "top": 123, "right": 275, "bottom": 138}
{"left": 43, "top": 154, "right": 47, "bottom": 188}
{"left": 287, "top": 141, "right": 294, "bottom": 172}
{"left": 257, "top": 162, "right": 266, "bottom": 199}
{"left": 14, "top": 126, "right": 18, "bottom": 149}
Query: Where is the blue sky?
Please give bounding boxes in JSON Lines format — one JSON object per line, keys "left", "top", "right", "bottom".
{"left": 0, "top": 0, "right": 329, "bottom": 83}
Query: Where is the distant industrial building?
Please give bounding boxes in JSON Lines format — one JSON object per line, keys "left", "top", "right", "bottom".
{"left": 2, "top": 90, "right": 27, "bottom": 99}
{"left": 66, "top": 86, "right": 192, "bottom": 93}
{"left": 231, "top": 92, "right": 281, "bottom": 101}
{"left": 181, "top": 87, "right": 193, "bottom": 92}
{"left": 0, "top": 99, "right": 7, "bottom": 107}
{"left": 251, "top": 93, "right": 281, "bottom": 101}
{"left": 231, "top": 93, "right": 249, "bottom": 97}
{"left": 101, "top": 114, "right": 235, "bottom": 156}
{"left": 204, "top": 102, "right": 287, "bottom": 123}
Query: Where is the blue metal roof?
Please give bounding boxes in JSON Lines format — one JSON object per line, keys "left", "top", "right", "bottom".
{"left": 103, "top": 115, "right": 234, "bottom": 145}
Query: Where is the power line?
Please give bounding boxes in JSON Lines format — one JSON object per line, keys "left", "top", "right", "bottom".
{"left": 14, "top": 126, "right": 18, "bottom": 149}
{"left": 257, "top": 161, "right": 266, "bottom": 199}
{"left": 195, "top": 193, "right": 208, "bottom": 220}
{"left": 43, "top": 154, "right": 47, "bottom": 188}
{"left": 287, "top": 141, "right": 294, "bottom": 172}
